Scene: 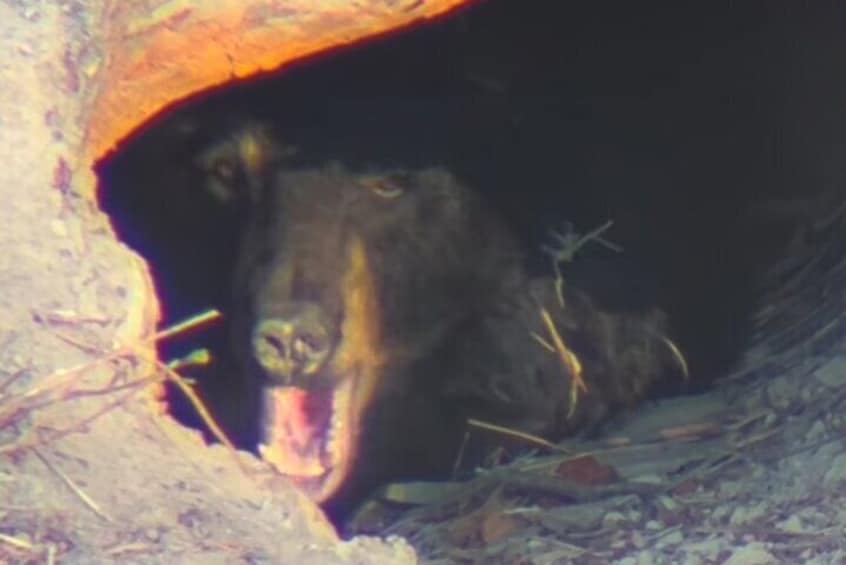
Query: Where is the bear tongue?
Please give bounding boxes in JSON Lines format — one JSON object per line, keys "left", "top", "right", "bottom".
{"left": 259, "top": 377, "right": 355, "bottom": 502}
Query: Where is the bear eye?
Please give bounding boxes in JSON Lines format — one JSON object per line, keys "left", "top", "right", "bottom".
{"left": 201, "top": 155, "right": 242, "bottom": 203}
{"left": 359, "top": 174, "right": 406, "bottom": 199}
{"left": 212, "top": 156, "right": 237, "bottom": 183}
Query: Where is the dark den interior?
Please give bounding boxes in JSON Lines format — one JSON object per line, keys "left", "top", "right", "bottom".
{"left": 96, "top": 0, "right": 846, "bottom": 528}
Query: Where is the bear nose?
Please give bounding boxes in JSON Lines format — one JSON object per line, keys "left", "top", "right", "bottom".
{"left": 252, "top": 307, "right": 332, "bottom": 385}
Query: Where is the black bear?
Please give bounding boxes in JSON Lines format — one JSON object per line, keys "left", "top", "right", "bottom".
{"left": 197, "top": 125, "right": 684, "bottom": 519}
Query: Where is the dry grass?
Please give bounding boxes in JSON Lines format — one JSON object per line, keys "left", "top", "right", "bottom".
{"left": 0, "top": 309, "right": 230, "bottom": 458}
{"left": 541, "top": 219, "right": 622, "bottom": 307}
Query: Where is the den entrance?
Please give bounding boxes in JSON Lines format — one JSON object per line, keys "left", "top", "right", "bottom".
{"left": 98, "top": 1, "right": 845, "bottom": 559}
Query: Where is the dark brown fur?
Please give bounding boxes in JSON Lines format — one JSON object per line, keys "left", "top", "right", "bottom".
{"left": 200, "top": 126, "right": 683, "bottom": 520}
{"left": 444, "top": 276, "right": 684, "bottom": 460}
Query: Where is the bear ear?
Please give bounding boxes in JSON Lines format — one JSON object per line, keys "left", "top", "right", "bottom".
{"left": 197, "top": 122, "right": 297, "bottom": 204}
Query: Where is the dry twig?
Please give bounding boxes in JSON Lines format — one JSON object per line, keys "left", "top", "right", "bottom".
{"left": 0, "top": 309, "right": 229, "bottom": 459}
{"left": 466, "top": 418, "right": 572, "bottom": 454}
{"left": 0, "top": 532, "right": 34, "bottom": 550}
{"left": 541, "top": 220, "right": 622, "bottom": 307}
{"left": 537, "top": 306, "right": 586, "bottom": 418}
{"left": 33, "top": 447, "right": 113, "bottom": 522}
{"left": 661, "top": 335, "right": 690, "bottom": 380}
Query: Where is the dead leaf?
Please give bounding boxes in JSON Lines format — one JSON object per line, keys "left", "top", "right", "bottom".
{"left": 447, "top": 485, "right": 507, "bottom": 547}
{"left": 555, "top": 455, "right": 619, "bottom": 486}
{"left": 481, "top": 511, "right": 520, "bottom": 544}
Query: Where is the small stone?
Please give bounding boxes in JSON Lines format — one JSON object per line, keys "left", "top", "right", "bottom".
{"left": 636, "top": 551, "right": 655, "bottom": 565}
{"left": 776, "top": 515, "right": 805, "bottom": 534}
{"left": 626, "top": 509, "right": 643, "bottom": 522}
{"left": 611, "top": 537, "right": 629, "bottom": 550}
{"left": 656, "top": 530, "right": 684, "bottom": 548}
{"left": 723, "top": 543, "right": 777, "bottom": 565}
{"left": 815, "top": 358, "right": 846, "bottom": 388}
{"left": 814, "top": 442, "right": 842, "bottom": 461}
{"left": 823, "top": 453, "right": 846, "bottom": 487}
{"left": 730, "top": 504, "right": 767, "bottom": 526}
{"left": 9, "top": 353, "right": 26, "bottom": 369}
{"left": 644, "top": 520, "right": 663, "bottom": 531}
{"left": 632, "top": 474, "right": 663, "bottom": 485}
{"left": 719, "top": 480, "right": 743, "bottom": 498}
{"left": 711, "top": 505, "right": 730, "bottom": 523}
{"left": 603, "top": 511, "right": 627, "bottom": 527}
{"left": 541, "top": 501, "right": 606, "bottom": 532}
{"left": 657, "top": 495, "right": 678, "bottom": 511}
{"left": 685, "top": 537, "right": 727, "bottom": 561}
{"left": 766, "top": 376, "right": 792, "bottom": 408}
{"left": 805, "top": 420, "right": 826, "bottom": 442}
{"left": 50, "top": 218, "right": 68, "bottom": 238}
{"left": 797, "top": 508, "right": 827, "bottom": 526}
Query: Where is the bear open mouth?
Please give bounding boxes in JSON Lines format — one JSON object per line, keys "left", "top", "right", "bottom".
{"left": 257, "top": 236, "right": 384, "bottom": 503}
{"left": 258, "top": 374, "right": 356, "bottom": 502}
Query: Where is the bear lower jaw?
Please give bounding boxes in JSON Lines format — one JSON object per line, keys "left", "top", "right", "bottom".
{"left": 259, "top": 374, "right": 355, "bottom": 503}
